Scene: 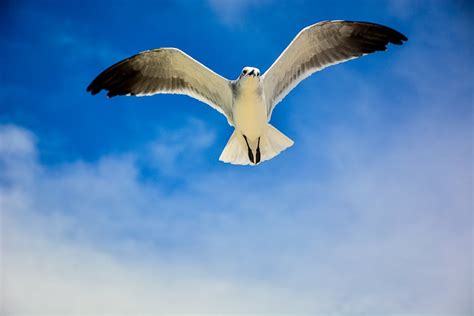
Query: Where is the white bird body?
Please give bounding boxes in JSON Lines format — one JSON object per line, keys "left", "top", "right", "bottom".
{"left": 233, "top": 76, "right": 267, "bottom": 144}
{"left": 88, "top": 20, "right": 406, "bottom": 166}
{"left": 218, "top": 67, "right": 293, "bottom": 165}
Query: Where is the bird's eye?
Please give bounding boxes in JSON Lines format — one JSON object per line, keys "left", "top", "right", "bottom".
{"left": 243, "top": 70, "right": 247, "bottom": 74}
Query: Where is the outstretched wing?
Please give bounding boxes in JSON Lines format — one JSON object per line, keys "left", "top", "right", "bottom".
{"left": 87, "top": 48, "right": 234, "bottom": 124}
{"left": 262, "top": 20, "right": 407, "bottom": 118}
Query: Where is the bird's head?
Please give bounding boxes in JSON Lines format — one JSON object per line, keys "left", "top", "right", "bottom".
{"left": 240, "top": 67, "right": 260, "bottom": 79}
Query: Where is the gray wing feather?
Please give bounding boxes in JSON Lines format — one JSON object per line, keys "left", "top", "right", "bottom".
{"left": 87, "top": 48, "right": 234, "bottom": 124}
{"left": 262, "top": 20, "right": 407, "bottom": 118}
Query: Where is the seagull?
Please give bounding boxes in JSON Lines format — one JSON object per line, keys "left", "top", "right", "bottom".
{"left": 87, "top": 20, "right": 407, "bottom": 165}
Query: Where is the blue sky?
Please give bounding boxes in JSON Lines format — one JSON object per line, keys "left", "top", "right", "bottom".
{"left": 1, "top": 0, "right": 472, "bottom": 314}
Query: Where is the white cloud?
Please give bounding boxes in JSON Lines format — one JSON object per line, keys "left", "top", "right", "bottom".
{"left": 145, "top": 117, "right": 217, "bottom": 176}
{"left": 1, "top": 98, "right": 472, "bottom": 314}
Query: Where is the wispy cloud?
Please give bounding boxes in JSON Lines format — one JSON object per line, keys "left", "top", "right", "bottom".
{"left": 1, "top": 95, "right": 471, "bottom": 313}
{"left": 144, "top": 118, "right": 217, "bottom": 176}
{"left": 207, "top": 0, "right": 272, "bottom": 25}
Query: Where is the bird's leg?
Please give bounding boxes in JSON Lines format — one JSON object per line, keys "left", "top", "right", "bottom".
{"left": 243, "top": 135, "right": 254, "bottom": 164}
{"left": 255, "top": 137, "right": 261, "bottom": 164}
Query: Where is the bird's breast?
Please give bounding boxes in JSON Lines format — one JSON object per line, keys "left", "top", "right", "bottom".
{"left": 233, "top": 84, "right": 267, "bottom": 141}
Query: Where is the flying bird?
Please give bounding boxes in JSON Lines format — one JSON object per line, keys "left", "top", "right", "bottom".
{"left": 87, "top": 20, "right": 407, "bottom": 165}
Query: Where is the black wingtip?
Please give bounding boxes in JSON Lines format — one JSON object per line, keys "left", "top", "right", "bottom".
{"left": 86, "top": 80, "right": 102, "bottom": 96}
{"left": 379, "top": 24, "right": 408, "bottom": 45}
{"left": 348, "top": 20, "right": 408, "bottom": 46}
{"left": 87, "top": 89, "right": 99, "bottom": 96}
{"left": 390, "top": 31, "right": 408, "bottom": 45}
{"left": 107, "top": 90, "right": 117, "bottom": 98}
{"left": 86, "top": 58, "right": 141, "bottom": 98}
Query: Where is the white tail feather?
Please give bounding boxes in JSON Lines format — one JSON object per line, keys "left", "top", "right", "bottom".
{"left": 219, "top": 124, "right": 293, "bottom": 165}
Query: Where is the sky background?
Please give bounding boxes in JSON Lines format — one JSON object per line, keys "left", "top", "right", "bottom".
{"left": 1, "top": 0, "right": 472, "bottom": 314}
